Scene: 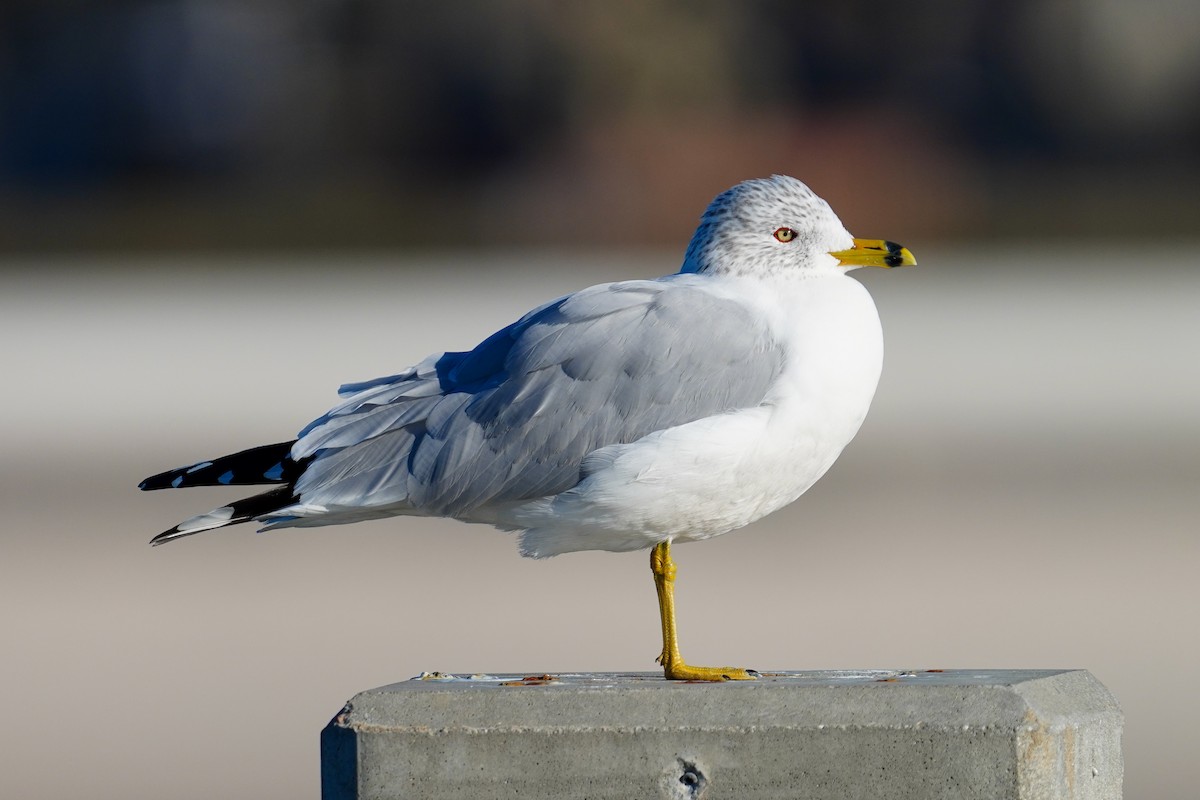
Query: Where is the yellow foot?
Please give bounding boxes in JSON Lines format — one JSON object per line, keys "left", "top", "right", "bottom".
{"left": 660, "top": 659, "right": 759, "bottom": 682}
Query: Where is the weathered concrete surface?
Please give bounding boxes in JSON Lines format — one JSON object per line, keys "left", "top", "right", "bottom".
{"left": 321, "top": 669, "right": 1122, "bottom": 800}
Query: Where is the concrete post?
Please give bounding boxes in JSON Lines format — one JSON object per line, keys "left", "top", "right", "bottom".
{"left": 321, "top": 669, "right": 1121, "bottom": 800}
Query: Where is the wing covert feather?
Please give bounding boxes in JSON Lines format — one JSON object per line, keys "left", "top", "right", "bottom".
{"left": 292, "top": 279, "right": 784, "bottom": 517}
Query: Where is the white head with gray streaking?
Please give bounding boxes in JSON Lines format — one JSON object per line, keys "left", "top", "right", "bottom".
{"left": 680, "top": 175, "right": 913, "bottom": 278}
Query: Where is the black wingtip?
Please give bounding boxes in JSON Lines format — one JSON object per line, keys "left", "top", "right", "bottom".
{"left": 149, "top": 525, "right": 212, "bottom": 545}
{"left": 149, "top": 528, "right": 184, "bottom": 545}
{"left": 139, "top": 471, "right": 175, "bottom": 492}
{"left": 139, "top": 441, "right": 299, "bottom": 491}
{"left": 146, "top": 487, "right": 297, "bottom": 546}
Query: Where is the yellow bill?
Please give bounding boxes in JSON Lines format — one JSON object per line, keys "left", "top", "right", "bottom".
{"left": 830, "top": 238, "right": 916, "bottom": 268}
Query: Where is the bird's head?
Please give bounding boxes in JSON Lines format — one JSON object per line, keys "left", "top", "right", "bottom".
{"left": 680, "top": 175, "right": 915, "bottom": 277}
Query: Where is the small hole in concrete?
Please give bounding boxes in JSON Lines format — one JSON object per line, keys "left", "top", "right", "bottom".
{"left": 677, "top": 760, "right": 706, "bottom": 797}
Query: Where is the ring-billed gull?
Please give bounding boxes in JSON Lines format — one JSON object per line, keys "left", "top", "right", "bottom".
{"left": 140, "top": 175, "right": 915, "bottom": 681}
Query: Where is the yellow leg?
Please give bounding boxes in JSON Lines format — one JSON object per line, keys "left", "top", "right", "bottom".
{"left": 650, "top": 540, "right": 757, "bottom": 681}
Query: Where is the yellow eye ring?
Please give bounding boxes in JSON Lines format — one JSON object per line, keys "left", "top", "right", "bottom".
{"left": 773, "top": 227, "right": 796, "bottom": 243}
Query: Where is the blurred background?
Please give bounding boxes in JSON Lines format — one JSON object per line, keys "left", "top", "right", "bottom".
{"left": 3, "top": 0, "right": 1200, "bottom": 251}
{"left": 1, "top": 2, "right": 1197, "bottom": 799}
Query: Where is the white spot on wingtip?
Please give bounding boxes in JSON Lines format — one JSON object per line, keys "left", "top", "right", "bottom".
{"left": 176, "top": 506, "right": 235, "bottom": 531}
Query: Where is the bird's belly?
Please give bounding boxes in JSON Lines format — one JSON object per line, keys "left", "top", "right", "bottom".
{"left": 504, "top": 363, "right": 878, "bottom": 553}
{"left": 624, "top": 386, "right": 873, "bottom": 543}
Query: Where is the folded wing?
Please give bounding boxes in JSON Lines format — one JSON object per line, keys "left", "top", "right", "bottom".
{"left": 283, "top": 278, "right": 785, "bottom": 521}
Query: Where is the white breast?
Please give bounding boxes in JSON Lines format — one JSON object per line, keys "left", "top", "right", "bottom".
{"left": 503, "top": 272, "right": 884, "bottom": 557}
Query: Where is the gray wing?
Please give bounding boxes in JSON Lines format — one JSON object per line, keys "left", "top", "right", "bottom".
{"left": 289, "top": 277, "right": 784, "bottom": 517}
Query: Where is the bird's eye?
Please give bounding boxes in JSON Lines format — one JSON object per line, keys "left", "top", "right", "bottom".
{"left": 773, "top": 227, "right": 796, "bottom": 243}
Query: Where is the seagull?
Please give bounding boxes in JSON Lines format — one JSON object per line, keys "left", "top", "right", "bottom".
{"left": 140, "top": 175, "right": 915, "bottom": 681}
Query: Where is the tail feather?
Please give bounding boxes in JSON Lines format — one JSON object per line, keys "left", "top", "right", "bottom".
{"left": 139, "top": 441, "right": 299, "bottom": 491}
{"left": 150, "top": 487, "right": 297, "bottom": 546}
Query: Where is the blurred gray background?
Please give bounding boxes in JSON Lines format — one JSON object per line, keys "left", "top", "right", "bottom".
{"left": 1, "top": 2, "right": 1197, "bottom": 799}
